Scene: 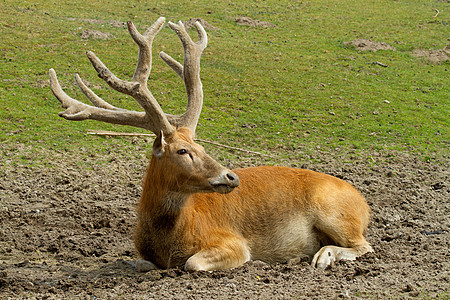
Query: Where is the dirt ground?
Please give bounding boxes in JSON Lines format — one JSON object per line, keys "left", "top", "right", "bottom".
{"left": 343, "top": 39, "right": 396, "bottom": 52}
{"left": 411, "top": 45, "right": 450, "bottom": 63}
{"left": 0, "top": 141, "right": 448, "bottom": 299}
{"left": 343, "top": 39, "right": 449, "bottom": 63}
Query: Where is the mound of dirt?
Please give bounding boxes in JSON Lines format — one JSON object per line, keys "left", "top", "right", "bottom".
{"left": 67, "top": 17, "right": 104, "bottom": 24}
{"left": 80, "top": 30, "right": 115, "bottom": 40}
{"left": 108, "top": 20, "right": 127, "bottom": 28}
{"left": 0, "top": 142, "right": 448, "bottom": 298}
{"left": 67, "top": 17, "right": 126, "bottom": 28}
{"left": 343, "top": 39, "right": 396, "bottom": 51}
{"left": 235, "top": 16, "right": 276, "bottom": 28}
{"left": 183, "top": 18, "right": 218, "bottom": 30}
{"left": 411, "top": 45, "right": 450, "bottom": 63}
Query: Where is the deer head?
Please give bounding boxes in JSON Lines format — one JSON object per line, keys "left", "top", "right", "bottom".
{"left": 49, "top": 17, "right": 239, "bottom": 194}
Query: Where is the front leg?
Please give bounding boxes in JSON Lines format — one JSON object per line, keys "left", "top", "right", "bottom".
{"left": 184, "top": 235, "right": 251, "bottom": 271}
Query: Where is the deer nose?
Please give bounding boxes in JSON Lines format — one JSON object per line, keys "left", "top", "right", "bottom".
{"left": 226, "top": 172, "right": 239, "bottom": 187}
{"left": 209, "top": 170, "right": 240, "bottom": 193}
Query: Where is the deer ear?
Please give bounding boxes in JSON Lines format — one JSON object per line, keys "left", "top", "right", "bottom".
{"left": 153, "top": 130, "right": 167, "bottom": 158}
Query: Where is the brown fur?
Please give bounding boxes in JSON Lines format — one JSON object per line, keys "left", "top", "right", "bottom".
{"left": 134, "top": 128, "right": 372, "bottom": 271}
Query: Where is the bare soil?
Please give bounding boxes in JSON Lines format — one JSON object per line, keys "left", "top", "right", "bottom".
{"left": 183, "top": 18, "right": 218, "bottom": 31}
{"left": 0, "top": 141, "right": 448, "bottom": 299}
{"left": 411, "top": 45, "right": 450, "bottom": 63}
{"left": 80, "top": 30, "right": 115, "bottom": 40}
{"left": 66, "top": 17, "right": 127, "bottom": 28}
{"left": 343, "top": 39, "right": 396, "bottom": 52}
{"left": 235, "top": 17, "right": 276, "bottom": 28}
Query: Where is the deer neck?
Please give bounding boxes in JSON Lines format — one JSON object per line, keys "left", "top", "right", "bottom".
{"left": 139, "top": 157, "right": 191, "bottom": 221}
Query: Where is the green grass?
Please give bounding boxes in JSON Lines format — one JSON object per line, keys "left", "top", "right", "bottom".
{"left": 1, "top": 0, "right": 448, "bottom": 163}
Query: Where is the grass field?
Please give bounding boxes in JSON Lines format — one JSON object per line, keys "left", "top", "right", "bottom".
{"left": 1, "top": 0, "right": 448, "bottom": 162}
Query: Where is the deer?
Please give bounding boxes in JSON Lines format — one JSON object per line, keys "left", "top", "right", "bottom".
{"left": 49, "top": 17, "right": 373, "bottom": 271}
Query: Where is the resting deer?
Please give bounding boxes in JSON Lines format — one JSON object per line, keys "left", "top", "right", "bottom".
{"left": 49, "top": 17, "right": 373, "bottom": 271}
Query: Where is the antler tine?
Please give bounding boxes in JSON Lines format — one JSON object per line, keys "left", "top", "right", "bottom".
{"left": 85, "top": 50, "right": 136, "bottom": 95}
{"left": 49, "top": 68, "right": 149, "bottom": 127}
{"left": 159, "top": 20, "right": 208, "bottom": 135}
{"left": 75, "top": 74, "right": 120, "bottom": 111}
{"left": 128, "top": 17, "right": 165, "bottom": 84}
{"left": 159, "top": 52, "right": 183, "bottom": 78}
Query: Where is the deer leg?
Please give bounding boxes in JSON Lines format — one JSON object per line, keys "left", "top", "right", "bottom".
{"left": 184, "top": 234, "right": 250, "bottom": 271}
{"left": 311, "top": 243, "right": 373, "bottom": 269}
{"left": 311, "top": 207, "right": 373, "bottom": 269}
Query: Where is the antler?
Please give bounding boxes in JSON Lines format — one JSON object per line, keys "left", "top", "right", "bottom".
{"left": 49, "top": 17, "right": 208, "bottom": 136}
{"left": 160, "top": 20, "right": 207, "bottom": 133}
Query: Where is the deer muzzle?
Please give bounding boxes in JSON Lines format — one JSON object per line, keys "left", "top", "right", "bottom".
{"left": 209, "top": 170, "right": 240, "bottom": 194}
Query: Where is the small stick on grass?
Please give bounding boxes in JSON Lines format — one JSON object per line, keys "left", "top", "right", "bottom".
{"left": 87, "top": 130, "right": 155, "bottom": 137}
{"left": 433, "top": 8, "right": 439, "bottom": 18}
{"left": 375, "top": 61, "right": 388, "bottom": 68}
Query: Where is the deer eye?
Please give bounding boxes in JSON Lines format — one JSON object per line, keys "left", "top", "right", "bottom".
{"left": 177, "top": 149, "right": 188, "bottom": 155}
